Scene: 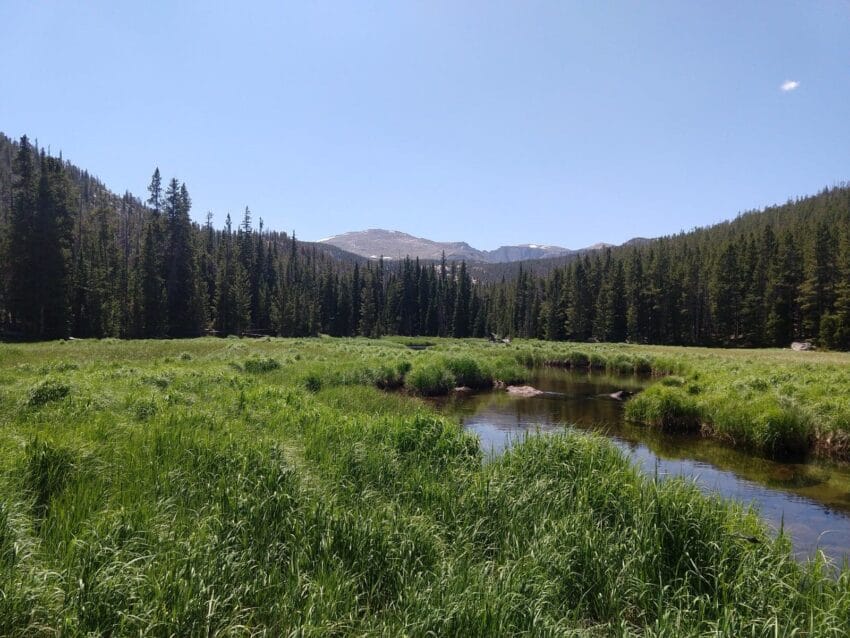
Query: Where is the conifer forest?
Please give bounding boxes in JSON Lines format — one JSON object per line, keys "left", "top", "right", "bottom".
{"left": 2, "top": 132, "right": 850, "bottom": 349}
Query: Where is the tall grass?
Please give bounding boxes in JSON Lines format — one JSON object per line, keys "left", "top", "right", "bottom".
{"left": 0, "top": 337, "right": 848, "bottom": 634}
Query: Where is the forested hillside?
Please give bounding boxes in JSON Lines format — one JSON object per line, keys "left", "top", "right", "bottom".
{"left": 498, "top": 185, "right": 850, "bottom": 348}
{"left": 1, "top": 133, "right": 848, "bottom": 348}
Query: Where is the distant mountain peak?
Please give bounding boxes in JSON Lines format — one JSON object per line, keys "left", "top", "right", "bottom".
{"left": 317, "top": 229, "right": 622, "bottom": 263}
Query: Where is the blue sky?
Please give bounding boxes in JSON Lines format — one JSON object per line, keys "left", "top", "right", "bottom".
{"left": 1, "top": 1, "right": 848, "bottom": 249}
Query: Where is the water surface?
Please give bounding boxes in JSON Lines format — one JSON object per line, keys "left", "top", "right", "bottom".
{"left": 434, "top": 368, "right": 850, "bottom": 565}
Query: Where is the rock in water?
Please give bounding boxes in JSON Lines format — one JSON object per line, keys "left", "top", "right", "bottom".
{"left": 506, "top": 385, "right": 544, "bottom": 397}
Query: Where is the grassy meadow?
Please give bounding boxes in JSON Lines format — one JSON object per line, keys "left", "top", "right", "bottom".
{"left": 1, "top": 337, "right": 849, "bottom": 635}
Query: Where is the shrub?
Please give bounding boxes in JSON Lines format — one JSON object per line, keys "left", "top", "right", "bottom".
{"left": 27, "top": 379, "right": 70, "bottom": 407}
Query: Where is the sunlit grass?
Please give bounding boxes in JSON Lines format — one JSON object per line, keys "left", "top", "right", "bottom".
{"left": 0, "top": 337, "right": 849, "bottom": 634}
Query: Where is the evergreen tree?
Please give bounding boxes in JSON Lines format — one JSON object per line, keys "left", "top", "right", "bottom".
{"left": 7, "top": 136, "right": 39, "bottom": 335}
{"left": 452, "top": 261, "right": 471, "bottom": 337}
{"left": 163, "top": 180, "right": 202, "bottom": 336}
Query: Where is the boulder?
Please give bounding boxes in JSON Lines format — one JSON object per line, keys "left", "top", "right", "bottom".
{"left": 506, "top": 385, "right": 544, "bottom": 397}
{"left": 791, "top": 341, "right": 815, "bottom": 352}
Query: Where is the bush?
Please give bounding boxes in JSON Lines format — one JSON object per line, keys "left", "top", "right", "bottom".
{"left": 243, "top": 357, "right": 281, "bottom": 374}
{"left": 27, "top": 379, "right": 70, "bottom": 407}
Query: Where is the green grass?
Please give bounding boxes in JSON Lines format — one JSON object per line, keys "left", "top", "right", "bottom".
{"left": 0, "top": 337, "right": 848, "bottom": 635}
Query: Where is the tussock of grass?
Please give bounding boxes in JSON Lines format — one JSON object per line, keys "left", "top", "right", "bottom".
{"left": 243, "top": 356, "right": 281, "bottom": 373}
{"left": 626, "top": 386, "right": 702, "bottom": 433}
{"left": 408, "top": 361, "right": 456, "bottom": 395}
{"left": 488, "top": 357, "right": 527, "bottom": 384}
{"left": 444, "top": 357, "right": 492, "bottom": 390}
{"left": 22, "top": 439, "right": 77, "bottom": 519}
{"left": 26, "top": 379, "right": 70, "bottom": 407}
{"left": 364, "top": 360, "right": 410, "bottom": 389}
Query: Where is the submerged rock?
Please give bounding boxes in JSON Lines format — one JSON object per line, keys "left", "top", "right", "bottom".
{"left": 506, "top": 385, "right": 544, "bottom": 397}
{"left": 453, "top": 386, "right": 473, "bottom": 394}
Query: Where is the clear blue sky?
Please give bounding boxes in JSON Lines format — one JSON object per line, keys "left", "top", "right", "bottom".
{"left": 2, "top": 1, "right": 848, "bottom": 249}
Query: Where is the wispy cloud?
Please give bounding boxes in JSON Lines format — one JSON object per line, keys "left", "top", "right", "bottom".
{"left": 780, "top": 80, "right": 800, "bottom": 92}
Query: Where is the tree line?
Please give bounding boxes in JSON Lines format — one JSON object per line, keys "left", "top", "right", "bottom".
{"left": 1, "top": 133, "right": 848, "bottom": 348}
{"left": 0, "top": 135, "right": 484, "bottom": 341}
{"left": 489, "top": 186, "right": 850, "bottom": 349}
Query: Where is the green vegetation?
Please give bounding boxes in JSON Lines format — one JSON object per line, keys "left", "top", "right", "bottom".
{"left": 3, "top": 132, "right": 850, "bottom": 351}
{"left": 1, "top": 337, "right": 849, "bottom": 635}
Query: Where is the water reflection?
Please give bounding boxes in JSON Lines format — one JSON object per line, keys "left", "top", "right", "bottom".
{"left": 434, "top": 368, "right": 850, "bottom": 564}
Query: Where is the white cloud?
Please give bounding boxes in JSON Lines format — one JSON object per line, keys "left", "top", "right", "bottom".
{"left": 780, "top": 80, "right": 800, "bottom": 92}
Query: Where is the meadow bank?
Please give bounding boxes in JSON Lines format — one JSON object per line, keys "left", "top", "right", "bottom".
{"left": 1, "top": 337, "right": 849, "bottom": 635}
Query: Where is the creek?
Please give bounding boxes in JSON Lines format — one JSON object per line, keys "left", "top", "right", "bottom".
{"left": 433, "top": 367, "right": 850, "bottom": 565}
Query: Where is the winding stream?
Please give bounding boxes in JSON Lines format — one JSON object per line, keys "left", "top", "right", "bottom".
{"left": 434, "top": 367, "right": 850, "bottom": 565}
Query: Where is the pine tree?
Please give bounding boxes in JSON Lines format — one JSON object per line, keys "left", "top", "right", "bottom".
{"left": 765, "top": 232, "right": 802, "bottom": 346}
{"left": 798, "top": 221, "right": 837, "bottom": 339}
{"left": 711, "top": 242, "right": 742, "bottom": 343}
{"left": 164, "top": 179, "right": 202, "bottom": 336}
{"left": 7, "top": 136, "right": 39, "bottom": 336}
{"left": 452, "top": 261, "right": 471, "bottom": 338}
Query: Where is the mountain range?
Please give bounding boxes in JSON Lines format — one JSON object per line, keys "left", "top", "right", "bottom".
{"left": 317, "top": 229, "right": 635, "bottom": 263}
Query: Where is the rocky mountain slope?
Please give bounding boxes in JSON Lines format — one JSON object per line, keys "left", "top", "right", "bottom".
{"left": 318, "top": 229, "right": 591, "bottom": 263}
